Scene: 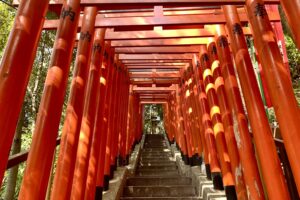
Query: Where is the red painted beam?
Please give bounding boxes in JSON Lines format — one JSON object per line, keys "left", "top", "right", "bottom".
{"left": 127, "top": 65, "right": 183, "bottom": 69}
{"left": 130, "top": 71, "right": 181, "bottom": 78}
{"left": 131, "top": 79, "right": 179, "bottom": 84}
{"left": 140, "top": 101, "right": 168, "bottom": 104}
{"left": 122, "top": 60, "right": 191, "bottom": 64}
{"left": 106, "top": 28, "right": 252, "bottom": 40}
{"left": 119, "top": 53, "right": 193, "bottom": 60}
{"left": 125, "top": 62, "right": 186, "bottom": 66}
{"left": 42, "top": 12, "right": 280, "bottom": 30}
{"left": 112, "top": 38, "right": 212, "bottom": 47}
{"left": 115, "top": 46, "right": 201, "bottom": 54}
{"left": 133, "top": 86, "right": 176, "bottom": 92}
{"left": 13, "top": 0, "right": 280, "bottom": 11}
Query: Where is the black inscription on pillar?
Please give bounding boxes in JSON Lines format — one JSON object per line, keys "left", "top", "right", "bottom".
{"left": 254, "top": 3, "right": 267, "bottom": 18}
{"left": 113, "top": 63, "right": 117, "bottom": 69}
{"left": 110, "top": 57, "right": 114, "bottom": 64}
{"left": 187, "top": 65, "right": 193, "bottom": 73}
{"left": 201, "top": 53, "right": 209, "bottom": 66}
{"left": 232, "top": 23, "right": 243, "bottom": 35}
{"left": 61, "top": 7, "right": 76, "bottom": 21}
{"left": 80, "top": 31, "right": 92, "bottom": 42}
{"left": 196, "top": 61, "right": 200, "bottom": 68}
{"left": 184, "top": 71, "right": 187, "bottom": 78}
{"left": 211, "top": 45, "right": 217, "bottom": 55}
{"left": 104, "top": 51, "right": 108, "bottom": 59}
{"left": 118, "top": 66, "right": 122, "bottom": 72}
{"left": 93, "top": 44, "right": 102, "bottom": 53}
{"left": 218, "top": 36, "right": 229, "bottom": 48}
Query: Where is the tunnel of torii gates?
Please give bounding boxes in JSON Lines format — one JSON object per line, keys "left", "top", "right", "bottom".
{"left": 0, "top": 0, "right": 300, "bottom": 199}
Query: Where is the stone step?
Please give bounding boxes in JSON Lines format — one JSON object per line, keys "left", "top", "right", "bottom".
{"left": 136, "top": 170, "right": 179, "bottom": 176}
{"left": 126, "top": 177, "right": 192, "bottom": 186}
{"left": 141, "top": 151, "right": 171, "bottom": 154}
{"left": 145, "top": 135, "right": 165, "bottom": 138}
{"left": 144, "top": 142, "right": 167, "bottom": 144}
{"left": 142, "top": 149, "right": 171, "bottom": 152}
{"left": 137, "top": 165, "right": 177, "bottom": 170}
{"left": 139, "top": 161, "right": 175, "bottom": 166}
{"left": 140, "top": 155, "right": 172, "bottom": 159}
{"left": 139, "top": 162, "right": 176, "bottom": 167}
{"left": 140, "top": 153, "right": 173, "bottom": 159}
{"left": 137, "top": 168, "right": 178, "bottom": 174}
{"left": 121, "top": 134, "right": 200, "bottom": 200}
{"left": 139, "top": 158, "right": 174, "bottom": 162}
{"left": 141, "top": 152, "right": 170, "bottom": 155}
{"left": 122, "top": 186, "right": 196, "bottom": 197}
{"left": 140, "top": 154, "right": 172, "bottom": 158}
{"left": 202, "top": 188, "right": 226, "bottom": 200}
{"left": 144, "top": 140, "right": 166, "bottom": 142}
{"left": 144, "top": 141, "right": 167, "bottom": 143}
{"left": 121, "top": 197, "right": 201, "bottom": 200}
{"left": 143, "top": 146, "right": 168, "bottom": 148}
{"left": 143, "top": 147, "right": 169, "bottom": 150}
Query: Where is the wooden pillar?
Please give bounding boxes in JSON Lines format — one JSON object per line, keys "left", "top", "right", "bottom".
{"left": 50, "top": 7, "right": 98, "bottom": 200}
{"left": 115, "top": 67, "right": 125, "bottom": 165}
{"left": 246, "top": 0, "right": 300, "bottom": 194}
{"left": 199, "top": 46, "right": 236, "bottom": 199}
{"left": 109, "top": 61, "right": 123, "bottom": 176}
{"left": 126, "top": 91, "right": 134, "bottom": 152}
{"left": 191, "top": 62, "right": 210, "bottom": 175}
{"left": 119, "top": 71, "right": 130, "bottom": 165}
{"left": 175, "top": 85, "right": 189, "bottom": 163}
{"left": 224, "top": 5, "right": 291, "bottom": 199}
{"left": 179, "top": 69, "right": 194, "bottom": 164}
{"left": 125, "top": 85, "right": 134, "bottom": 162}
{"left": 108, "top": 58, "right": 122, "bottom": 177}
{"left": 187, "top": 66, "right": 203, "bottom": 165}
{"left": 191, "top": 70, "right": 205, "bottom": 159}
{"left": 212, "top": 24, "right": 265, "bottom": 199}
{"left": 207, "top": 42, "right": 247, "bottom": 200}
{"left": 0, "top": 0, "right": 49, "bottom": 186}
{"left": 70, "top": 25, "right": 105, "bottom": 199}
{"left": 83, "top": 29, "right": 108, "bottom": 200}
{"left": 103, "top": 51, "right": 117, "bottom": 191}
{"left": 119, "top": 76, "right": 130, "bottom": 165}
{"left": 94, "top": 43, "right": 115, "bottom": 199}
{"left": 163, "top": 103, "right": 170, "bottom": 137}
{"left": 193, "top": 55, "right": 223, "bottom": 188}
{"left": 170, "top": 91, "right": 181, "bottom": 145}
{"left": 185, "top": 82, "right": 198, "bottom": 161}
{"left": 18, "top": 0, "right": 81, "bottom": 198}
{"left": 279, "top": 0, "right": 300, "bottom": 49}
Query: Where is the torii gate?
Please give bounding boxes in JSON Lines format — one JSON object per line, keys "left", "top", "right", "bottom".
{"left": 0, "top": 0, "right": 299, "bottom": 199}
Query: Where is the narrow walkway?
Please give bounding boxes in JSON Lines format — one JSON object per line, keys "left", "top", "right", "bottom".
{"left": 121, "top": 134, "right": 199, "bottom": 199}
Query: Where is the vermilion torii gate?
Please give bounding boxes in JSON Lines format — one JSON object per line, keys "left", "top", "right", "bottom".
{"left": 0, "top": 0, "right": 299, "bottom": 199}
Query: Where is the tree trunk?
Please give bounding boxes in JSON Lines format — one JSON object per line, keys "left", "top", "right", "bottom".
{"left": 4, "top": 106, "right": 25, "bottom": 200}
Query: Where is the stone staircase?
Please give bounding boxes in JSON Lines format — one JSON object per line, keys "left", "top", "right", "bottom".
{"left": 121, "top": 134, "right": 200, "bottom": 200}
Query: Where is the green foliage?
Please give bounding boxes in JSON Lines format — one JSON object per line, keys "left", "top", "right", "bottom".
{"left": 285, "top": 35, "right": 300, "bottom": 84}
{"left": 143, "top": 104, "right": 165, "bottom": 134}
{"left": 0, "top": 4, "right": 73, "bottom": 198}
{"left": 0, "top": 2, "right": 15, "bottom": 57}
